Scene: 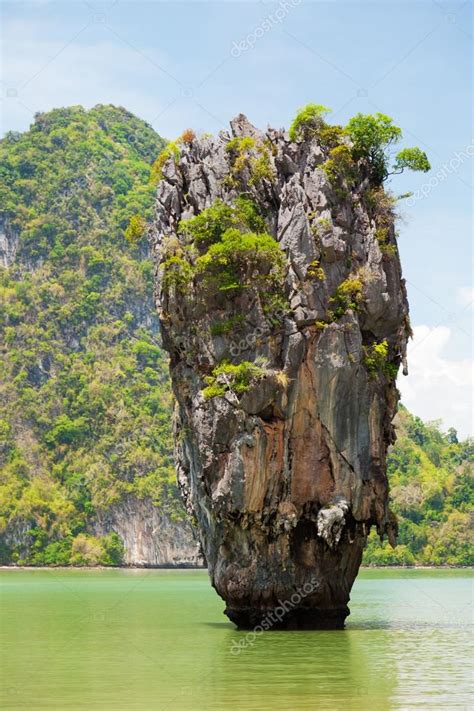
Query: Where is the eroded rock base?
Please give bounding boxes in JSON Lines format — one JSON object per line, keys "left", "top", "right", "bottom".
{"left": 226, "top": 605, "right": 349, "bottom": 630}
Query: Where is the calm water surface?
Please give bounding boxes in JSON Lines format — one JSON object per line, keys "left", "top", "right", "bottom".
{"left": 0, "top": 568, "right": 472, "bottom": 710}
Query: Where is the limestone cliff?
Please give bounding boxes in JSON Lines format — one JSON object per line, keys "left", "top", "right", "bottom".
{"left": 0, "top": 215, "right": 19, "bottom": 268}
{"left": 93, "top": 495, "right": 201, "bottom": 567}
{"left": 151, "top": 114, "right": 410, "bottom": 628}
{"left": 0, "top": 105, "right": 198, "bottom": 568}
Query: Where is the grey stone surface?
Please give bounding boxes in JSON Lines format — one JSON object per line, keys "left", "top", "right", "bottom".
{"left": 151, "top": 115, "right": 410, "bottom": 627}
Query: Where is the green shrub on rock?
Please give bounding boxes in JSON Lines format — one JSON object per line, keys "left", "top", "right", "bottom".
{"left": 166, "top": 198, "right": 285, "bottom": 310}
{"left": 248, "top": 149, "right": 274, "bottom": 187}
{"left": 202, "top": 360, "right": 268, "bottom": 399}
{"left": 234, "top": 196, "right": 267, "bottom": 233}
{"left": 289, "top": 104, "right": 431, "bottom": 188}
{"left": 346, "top": 113, "right": 430, "bottom": 185}
{"left": 328, "top": 277, "right": 364, "bottom": 320}
{"left": 224, "top": 137, "right": 275, "bottom": 188}
{"left": 321, "top": 145, "right": 358, "bottom": 198}
{"left": 161, "top": 255, "right": 194, "bottom": 292}
{"left": 362, "top": 339, "right": 398, "bottom": 379}
{"left": 196, "top": 228, "right": 284, "bottom": 292}
{"left": 306, "top": 260, "right": 325, "bottom": 280}
{"left": 289, "top": 104, "right": 331, "bottom": 142}
{"left": 150, "top": 140, "right": 181, "bottom": 184}
{"left": 178, "top": 197, "right": 266, "bottom": 247}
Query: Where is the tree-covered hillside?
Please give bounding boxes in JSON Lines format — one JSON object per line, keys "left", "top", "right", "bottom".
{"left": 0, "top": 105, "right": 185, "bottom": 566}
{"left": 365, "top": 406, "right": 473, "bottom": 566}
{"left": 0, "top": 106, "right": 471, "bottom": 566}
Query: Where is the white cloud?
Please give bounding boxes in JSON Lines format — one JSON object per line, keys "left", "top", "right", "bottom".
{"left": 399, "top": 325, "right": 473, "bottom": 439}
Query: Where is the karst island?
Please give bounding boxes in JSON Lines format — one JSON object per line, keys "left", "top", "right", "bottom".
{"left": 151, "top": 105, "right": 430, "bottom": 629}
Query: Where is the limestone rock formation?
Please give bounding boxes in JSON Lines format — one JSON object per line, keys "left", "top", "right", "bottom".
{"left": 0, "top": 215, "right": 19, "bottom": 268}
{"left": 151, "top": 114, "right": 410, "bottom": 628}
{"left": 93, "top": 495, "right": 202, "bottom": 567}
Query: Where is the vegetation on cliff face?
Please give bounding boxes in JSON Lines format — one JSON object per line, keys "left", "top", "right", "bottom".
{"left": 289, "top": 104, "right": 431, "bottom": 186}
{"left": 162, "top": 197, "right": 285, "bottom": 304}
{"left": 0, "top": 105, "right": 185, "bottom": 566}
{"left": 202, "top": 360, "right": 270, "bottom": 399}
{"left": 0, "top": 105, "right": 471, "bottom": 567}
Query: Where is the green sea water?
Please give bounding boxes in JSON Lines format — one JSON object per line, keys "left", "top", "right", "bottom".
{"left": 0, "top": 568, "right": 472, "bottom": 710}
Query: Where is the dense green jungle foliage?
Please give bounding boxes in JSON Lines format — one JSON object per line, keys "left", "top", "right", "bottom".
{"left": 0, "top": 106, "right": 471, "bottom": 566}
{"left": 0, "top": 105, "right": 182, "bottom": 566}
{"left": 364, "top": 407, "right": 473, "bottom": 566}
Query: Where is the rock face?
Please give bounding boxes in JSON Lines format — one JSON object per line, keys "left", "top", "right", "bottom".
{"left": 0, "top": 215, "right": 19, "bottom": 268}
{"left": 93, "top": 495, "right": 202, "bottom": 567}
{"left": 151, "top": 115, "right": 410, "bottom": 628}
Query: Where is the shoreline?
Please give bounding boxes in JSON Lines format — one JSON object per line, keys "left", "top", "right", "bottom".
{"left": 1, "top": 564, "right": 472, "bottom": 571}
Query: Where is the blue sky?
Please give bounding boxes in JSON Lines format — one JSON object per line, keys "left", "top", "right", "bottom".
{"left": 1, "top": 0, "right": 473, "bottom": 435}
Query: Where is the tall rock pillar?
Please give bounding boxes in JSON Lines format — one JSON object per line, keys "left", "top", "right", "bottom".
{"left": 151, "top": 115, "right": 409, "bottom": 629}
